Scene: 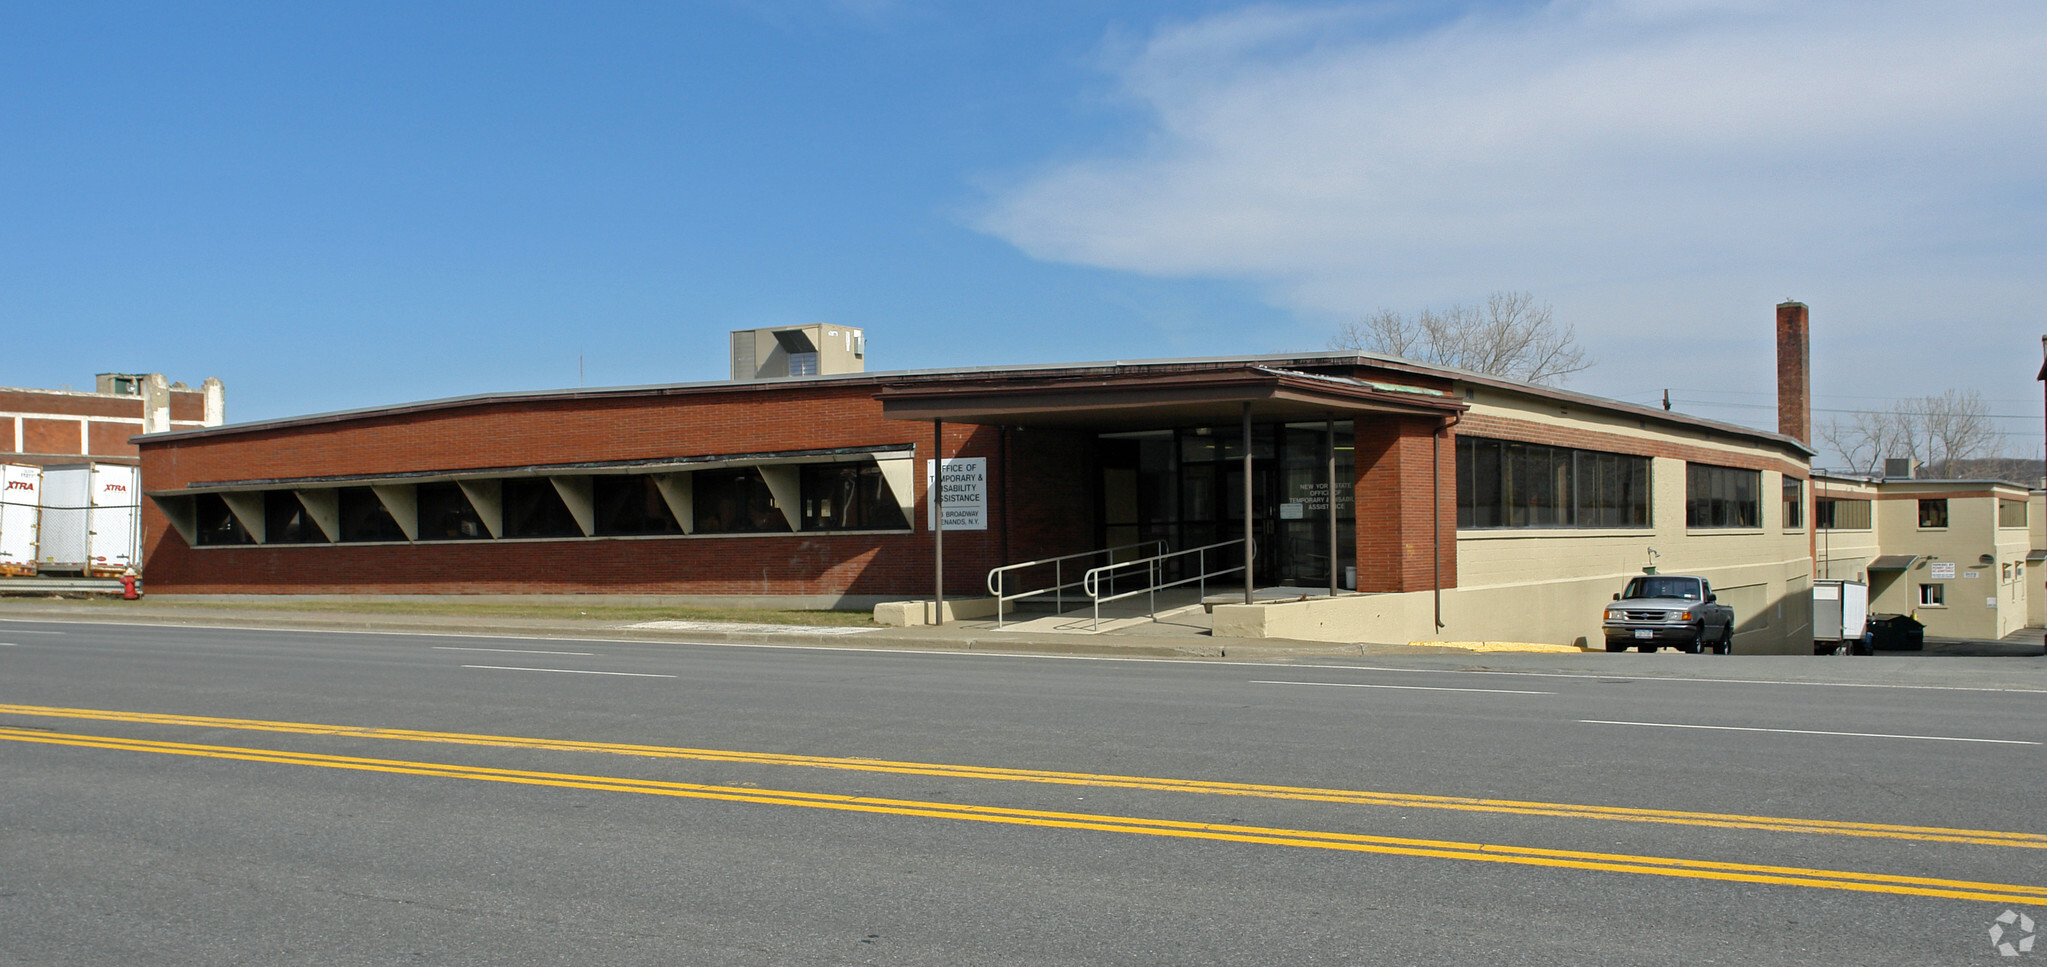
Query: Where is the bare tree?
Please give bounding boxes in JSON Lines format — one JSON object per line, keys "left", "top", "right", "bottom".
{"left": 1818, "top": 410, "right": 1908, "bottom": 476}
{"left": 1819, "top": 389, "right": 2001, "bottom": 478}
{"left": 1909, "top": 389, "right": 2001, "bottom": 478}
{"left": 1328, "top": 291, "right": 1590, "bottom": 385}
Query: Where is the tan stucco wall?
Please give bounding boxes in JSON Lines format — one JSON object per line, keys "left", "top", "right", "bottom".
{"left": 1867, "top": 486, "right": 2032, "bottom": 640}
{"left": 1442, "top": 458, "right": 1811, "bottom": 653}
{"left": 2031, "top": 492, "right": 2045, "bottom": 629}
{"left": 1216, "top": 404, "right": 1818, "bottom": 654}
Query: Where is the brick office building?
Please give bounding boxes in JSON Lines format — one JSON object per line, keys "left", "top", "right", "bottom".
{"left": 136, "top": 343, "right": 1821, "bottom": 651}
{"left": 3, "top": 373, "right": 225, "bottom": 468}
{"left": 136, "top": 357, "right": 1458, "bottom": 599}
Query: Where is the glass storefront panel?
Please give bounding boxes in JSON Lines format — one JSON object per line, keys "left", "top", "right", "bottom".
{"left": 1100, "top": 422, "right": 1352, "bottom": 589}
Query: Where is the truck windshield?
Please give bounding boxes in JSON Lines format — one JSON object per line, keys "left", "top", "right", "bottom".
{"left": 1623, "top": 577, "right": 1701, "bottom": 600}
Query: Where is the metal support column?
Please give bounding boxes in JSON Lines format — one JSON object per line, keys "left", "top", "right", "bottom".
{"left": 1327, "top": 415, "right": 1339, "bottom": 599}
{"left": 933, "top": 419, "right": 945, "bottom": 626}
{"left": 1242, "top": 402, "right": 1254, "bottom": 605}
{"left": 1433, "top": 421, "right": 1444, "bottom": 630}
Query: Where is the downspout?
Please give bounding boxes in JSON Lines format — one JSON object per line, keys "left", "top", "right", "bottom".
{"left": 1434, "top": 413, "right": 1461, "bottom": 632}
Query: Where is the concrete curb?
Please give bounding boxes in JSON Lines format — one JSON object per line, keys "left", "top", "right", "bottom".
{"left": 0, "top": 602, "right": 1372, "bottom": 661}
{"left": 1417, "top": 640, "right": 1590, "bottom": 654}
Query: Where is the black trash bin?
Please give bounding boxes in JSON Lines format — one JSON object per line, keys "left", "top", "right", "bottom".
{"left": 1868, "top": 614, "right": 1925, "bottom": 651}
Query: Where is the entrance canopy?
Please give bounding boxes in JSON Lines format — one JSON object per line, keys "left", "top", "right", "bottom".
{"left": 875, "top": 366, "right": 1467, "bottom": 429}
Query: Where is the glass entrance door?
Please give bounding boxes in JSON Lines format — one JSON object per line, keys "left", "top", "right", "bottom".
{"left": 1097, "top": 422, "right": 1353, "bottom": 589}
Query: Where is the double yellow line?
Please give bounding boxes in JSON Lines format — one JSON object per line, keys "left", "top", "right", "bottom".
{"left": 4, "top": 702, "right": 2042, "bottom": 852}
{"left": 5, "top": 722, "right": 2046, "bottom": 906}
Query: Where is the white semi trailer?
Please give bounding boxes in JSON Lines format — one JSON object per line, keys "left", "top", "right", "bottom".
{"left": 37, "top": 463, "right": 141, "bottom": 576}
{"left": 1812, "top": 579, "right": 1870, "bottom": 655}
{"left": 0, "top": 464, "right": 41, "bottom": 576}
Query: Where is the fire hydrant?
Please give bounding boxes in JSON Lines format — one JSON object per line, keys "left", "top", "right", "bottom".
{"left": 120, "top": 567, "right": 141, "bottom": 600}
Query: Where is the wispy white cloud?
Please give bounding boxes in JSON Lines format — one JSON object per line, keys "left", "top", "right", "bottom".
{"left": 977, "top": 1, "right": 2047, "bottom": 416}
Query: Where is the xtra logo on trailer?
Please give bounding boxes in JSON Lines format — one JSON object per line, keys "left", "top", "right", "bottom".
{"left": 103, "top": 483, "right": 128, "bottom": 493}
{"left": 4, "top": 481, "right": 33, "bottom": 492}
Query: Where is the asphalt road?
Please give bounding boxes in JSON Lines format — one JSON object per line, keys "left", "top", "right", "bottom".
{"left": 2, "top": 618, "right": 2044, "bottom": 966}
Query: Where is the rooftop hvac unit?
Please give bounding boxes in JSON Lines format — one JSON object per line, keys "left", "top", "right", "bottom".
{"left": 729, "top": 325, "right": 864, "bottom": 380}
{"left": 730, "top": 330, "right": 756, "bottom": 381}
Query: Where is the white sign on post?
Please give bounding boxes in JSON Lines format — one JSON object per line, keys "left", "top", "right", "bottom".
{"left": 927, "top": 457, "right": 987, "bottom": 531}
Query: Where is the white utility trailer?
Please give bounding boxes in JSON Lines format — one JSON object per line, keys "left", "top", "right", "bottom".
{"left": 37, "top": 463, "right": 141, "bottom": 576}
{"left": 1812, "top": 579, "right": 1870, "bottom": 655}
{"left": 0, "top": 464, "right": 42, "bottom": 576}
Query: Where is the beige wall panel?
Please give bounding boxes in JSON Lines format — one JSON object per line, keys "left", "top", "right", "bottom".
{"left": 1214, "top": 558, "right": 1814, "bottom": 654}
{"left": 1869, "top": 489, "right": 2035, "bottom": 639}
{"left": 1440, "top": 450, "right": 1813, "bottom": 653}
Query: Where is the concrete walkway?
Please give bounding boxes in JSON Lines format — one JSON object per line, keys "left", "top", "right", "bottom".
{"left": 0, "top": 596, "right": 1382, "bottom": 661}
{"left": 2, "top": 597, "right": 2040, "bottom": 665}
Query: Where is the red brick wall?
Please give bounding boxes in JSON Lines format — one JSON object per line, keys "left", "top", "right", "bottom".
{"left": 23, "top": 418, "right": 81, "bottom": 456}
{"left": 0, "top": 417, "right": 12, "bottom": 450}
{"left": 1002, "top": 427, "right": 1098, "bottom": 566}
{"left": 89, "top": 421, "right": 141, "bottom": 458}
{"left": 1776, "top": 303, "right": 1810, "bottom": 445}
{"left": 143, "top": 530, "right": 956, "bottom": 597}
{"left": 1353, "top": 416, "right": 1456, "bottom": 593}
{"left": 139, "top": 384, "right": 1022, "bottom": 597}
{"left": 169, "top": 391, "right": 207, "bottom": 422}
{"left": 0, "top": 390, "right": 142, "bottom": 420}
{"left": 151, "top": 385, "right": 929, "bottom": 484}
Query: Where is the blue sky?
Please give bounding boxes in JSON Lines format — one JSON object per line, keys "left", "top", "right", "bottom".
{"left": 4, "top": 1, "right": 2043, "bottom": 466}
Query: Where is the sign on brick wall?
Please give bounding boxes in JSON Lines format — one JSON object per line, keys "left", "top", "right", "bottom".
{"left": 927, "top": 457, "right": 987, "bottom": 531}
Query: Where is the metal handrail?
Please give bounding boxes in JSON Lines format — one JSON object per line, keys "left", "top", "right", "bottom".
{"left": 985, "top": 539, "right": 1168, "bottom": 628}
{"left": 1080, "top": 538, "right": 1249, "bottom": 631}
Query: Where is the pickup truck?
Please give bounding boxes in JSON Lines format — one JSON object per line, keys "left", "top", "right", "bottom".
{"left": 1601, "top": 574, "right": 1735, "bottom": 654}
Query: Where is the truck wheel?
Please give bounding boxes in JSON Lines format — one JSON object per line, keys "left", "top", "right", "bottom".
{"left": 1715, "top": 628, "right": 1734, "bottom": 654}
{"left": 1605, "top": 640, "right": 1627, "bottom": 653}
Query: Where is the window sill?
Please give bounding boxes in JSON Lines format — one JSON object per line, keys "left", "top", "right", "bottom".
{"left": 1457, "top": 528, "right": 1655, "bottom": 540}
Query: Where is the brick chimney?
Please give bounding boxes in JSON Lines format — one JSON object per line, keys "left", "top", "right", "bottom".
{"left": 1776, "top": 301, "right": 1810, "bottom": 444}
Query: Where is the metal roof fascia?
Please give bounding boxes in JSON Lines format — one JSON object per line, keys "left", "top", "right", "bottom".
{"left": 133, "top": 348, "right": 1808, "bottom": 457}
